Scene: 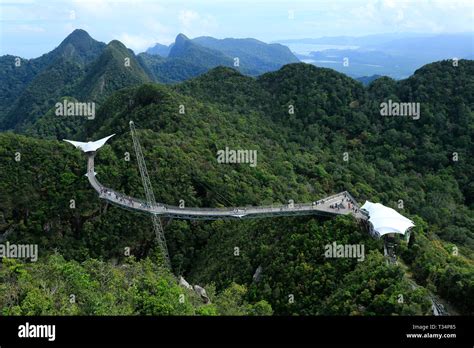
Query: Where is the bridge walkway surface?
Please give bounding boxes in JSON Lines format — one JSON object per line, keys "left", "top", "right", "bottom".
{"left": 87, "top": 153, "right": 367, "bottom": 221}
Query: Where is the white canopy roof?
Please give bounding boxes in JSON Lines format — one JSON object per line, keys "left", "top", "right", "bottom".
{"left": 361, "top": 201, "right": 414, "bottom": 236}
{"left": 64, "top": 134, "right": 115, "bottom": 153}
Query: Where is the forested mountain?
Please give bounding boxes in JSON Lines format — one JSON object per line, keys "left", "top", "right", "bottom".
{"left": 146, "top": 42, "right": 171, "bottom": 57}
{"left": 17, "top": 40, "right": 151, "bottom": 139}
{"left": 0, "top": 56, "right": 49, "bottom": 118}
{"left": 192, "top": 36, "right": 299, "bottom": 74}
{"left": 0, "top": 30, "right": 300, "bottom": 132}
{"left": 141, "top": 34, "right": 300, "bottom": 79}
{"left": 0, "top": 59, "right": 472, "bottom": 315}
{"left": 136, "top": 34, "right": 236, "bottom": 83}
{"left": 0, "top": 28, "right": 104, "bottom": 109}
{"left": 168, "top": 34, "right": 234, "bottom": 69}
{"left": 76, "top": 40, "right": 150, "bottom": 101}
{"left": 0, "top": 29, "right": 106, "bottom": 131}
{"left": 0, "top": 30, "right": 149, "bottom": 132}
{"left": 357, "top": 74, "right": 383, "bottom": 85}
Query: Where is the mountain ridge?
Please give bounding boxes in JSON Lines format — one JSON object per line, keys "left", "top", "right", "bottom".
{"left": 0, "top": 29, "right": 303, "bottom": 130}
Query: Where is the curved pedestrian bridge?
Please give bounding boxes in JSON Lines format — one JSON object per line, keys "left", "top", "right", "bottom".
{"left": 85, "top": 151, "right": 367, "bottom": 221}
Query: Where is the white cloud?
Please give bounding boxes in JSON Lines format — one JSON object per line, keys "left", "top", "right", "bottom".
{"left": 116, "top": 18, "right": 174, "bottom": 52}
{"left": 71, "top": 0, "right": 165, "bottom": 19}
{"left": 117, "top": 33, "right": 158, "bottom": 52}
{"left": 178, "top": 10, "right": 200, "bottom": 28}
{"left": 71, "top": 0, "right": 114, "bottom": 17}
{"left": 178, "top": 9, "right": 218, "bottom": 37}
{"left": 349, "top": 0, "right": 463, "bottom": 32}
{"left": 67, "top": 0, "right": 171, "bottom": 50}
{"left": 143, "top": 20, "right": 174, "bottom": 45}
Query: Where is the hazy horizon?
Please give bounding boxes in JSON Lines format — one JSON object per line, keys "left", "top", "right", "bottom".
{"left": 1, "top": 0, "right": 474, "bottom": 58}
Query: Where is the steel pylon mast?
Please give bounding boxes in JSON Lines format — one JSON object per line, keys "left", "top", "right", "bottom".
{"left": 129, "top": 121, "right": 171, "bottom": 269}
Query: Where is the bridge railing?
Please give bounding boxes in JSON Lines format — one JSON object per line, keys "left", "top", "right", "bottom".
{"left": 163, "top": 202, "right": 317, "bottom": 212}
{"left": 161, "top": 194, "right": 348, "bottom": 213}
{"left": 342, "top": 191, "right": 361, "bottom": 208}
{"left": 90, "top": 165, "right": 352, "bottom": 216}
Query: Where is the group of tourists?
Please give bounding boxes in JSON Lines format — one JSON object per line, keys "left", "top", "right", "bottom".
{"left": 99, "top": 186, "right": 171, "bottom": 212}
{"left": 100, "top": 187, "right": 135, "bottom": 207}
{"left": 327, "top": 193, "right": 360, "bottom": 213}
{"left": 345, "top": 197, "right": 360, "bottom": 213}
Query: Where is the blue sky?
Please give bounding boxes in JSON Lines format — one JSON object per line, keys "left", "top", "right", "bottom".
{"left": 1, "top": 0, "right": 473, "bottom": 58}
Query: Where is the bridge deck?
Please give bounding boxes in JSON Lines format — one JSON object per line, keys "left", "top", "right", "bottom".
{"left": 87, "top": 153, "right": 367, "bottom": 220}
